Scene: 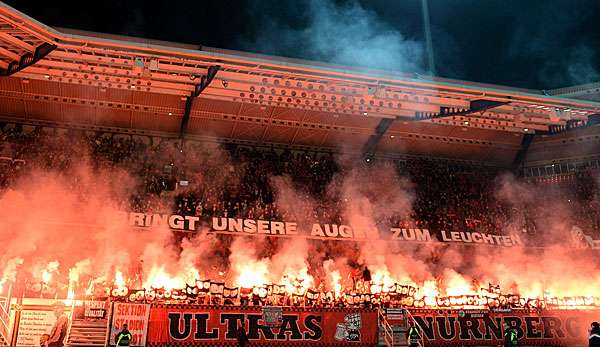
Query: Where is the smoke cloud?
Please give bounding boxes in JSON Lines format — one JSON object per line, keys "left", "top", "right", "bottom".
{"left": 242, "top": 0, "right": 425, "bottom": 73}
{"left": 1, "top": 128, "right": 600, "bottom": 304}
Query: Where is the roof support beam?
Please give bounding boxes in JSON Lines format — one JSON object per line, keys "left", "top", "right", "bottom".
{"left": 0, "top": 42, "right": 56, "bottom": 76}
{"left": 512, "top": 133, "right": 535, "bottom": 174}
{"left": 0, "top": 32, "right": 35, "bottom": 51}
{"left": 362, "top": 118, "right": 394, "bottom": 160}
{"left": 415, "top": 99, "right": 508, "bottom": 121}
{"left": 0, "top": 46, "right": 19, "bottom": 61}
{"left": 543, "top": 114, "right": 600, "bottom": 135}
{"left": 179, "top": 65, "right": 220, "bottom": 140}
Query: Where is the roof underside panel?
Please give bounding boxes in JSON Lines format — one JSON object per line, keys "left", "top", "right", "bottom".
{"left": 1, "top": 2, "right": 600, "bottom": 166}
{"left": 60, "top": 83, "right": 97, "bottom": 100}
{"left": 22, "top": 78, "right": 58, "bottom": 95}
{"left": 131, "top": 112, "right": 180, "bottom": 133}
{"left": 377, "top": 138, "right": 517, "bottom": 165}
{"left": 388, "top": 121, "right": 523, "bottom": 146}
{"left": 61, "top": 104, "right": 97, "bottom": 125}
{"left": 195, "top": 98, "right": 240, "bottom": 116}
{"left": 0, "top": 75, "right": 21, "bottom": 90}
{"left": 187, "top": 117, "right": 234, "bottom": 138}
{"left": 525, "top": 127, "right": 600, "bottom": 164}
{"left": 266, "top": 106, "right": 304, "bottom": 121}
{"left": 95, "top": 107, "right": 131, "bottom": 128}
{"left": 103, "top": 88, "right": 134, "bottom": 104}
{"left": 290, "top": 128, "right": 329, "bottom": 146}
{"left": 231, "top": 122, "right": 268, "bottom": 142}
{"left": 133, "top": 91, "right": 183, "bottom": 111}
{"left": 322, "top": 131, "right": 369, "bottom": 150}
{"left": 0, "top": 95, "right": 25, "bottom": 116}
{"left": 24, "top": 99, "right": 62, "bottom": 121}
{"left": 260, "top": 125, "right": 295, "bottom": 144}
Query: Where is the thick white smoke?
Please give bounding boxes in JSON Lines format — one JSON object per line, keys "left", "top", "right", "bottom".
{"left": 243, "top": 0, "right": 425, "bottom": 72}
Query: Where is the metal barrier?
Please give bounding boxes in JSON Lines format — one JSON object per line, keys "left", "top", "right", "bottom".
{"left": 378, "top": 308, "right": 394, "bottom": 347}
{"left": 404, "top": 309, "right": 424, "bottom": 347}
{"left": 64, "top": 296, "right": 77, "bottom": 343}
{"left": 104, "top": 300, "right": 113, "bottom": 347}
{"left": 0, "top": 284, "right": 13, "bottom": 344}
{"left": 0, "top": 298, "right": 9, "bottom": 343}
{"left": 66, "top": 299, "right": 111, "bottom": 347}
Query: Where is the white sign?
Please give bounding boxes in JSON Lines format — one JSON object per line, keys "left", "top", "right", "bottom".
{"left": 109, "top": 303, "right": 150, "bottom": 347}
{"left": 16, "top": 309, "right": 56, "bottom": 347}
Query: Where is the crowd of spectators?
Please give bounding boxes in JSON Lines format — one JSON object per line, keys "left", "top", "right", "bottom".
{"left": 2, "top": 122, "right": 600, "bottom": 239}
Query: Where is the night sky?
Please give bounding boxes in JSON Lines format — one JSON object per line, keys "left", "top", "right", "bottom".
{"left": 6, "top": 0, "right": 600, "bottom": 90}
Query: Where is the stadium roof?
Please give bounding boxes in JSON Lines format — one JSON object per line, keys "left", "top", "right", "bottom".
{"left": 547, "top": 82, "right": 600, "bottom": 102}
{"left": 1, "top": 2, "right": 600, "bottom": 166}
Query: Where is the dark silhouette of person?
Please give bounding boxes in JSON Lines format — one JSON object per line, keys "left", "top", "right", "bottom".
{"left": 237, "top": 323, "right": 249, "bottom": 347}
{"left": 407, "top": 322, "right": 421, "bottom": 347}
{"left": 504, "top": 324, "right": 519, "bottom": 347}
{"left": 590, "top": 322, "right": 600, "bottom": 347}
{"left": 115, "top": 323, "right": 132, "bottom": 346}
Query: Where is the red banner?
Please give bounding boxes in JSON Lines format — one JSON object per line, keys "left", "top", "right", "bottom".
{"left": 147, "top": 304, "right": 378, "bottom": 346}
{"left": 400, "top": 309, "right": 600, "bottom": 346}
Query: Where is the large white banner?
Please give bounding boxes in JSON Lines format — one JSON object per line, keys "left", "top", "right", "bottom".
{"left": 118, "top": 211, "right": 523, "bottom": 247}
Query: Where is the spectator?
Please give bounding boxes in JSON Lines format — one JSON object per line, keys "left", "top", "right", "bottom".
{"left": 115, "top": 323, "right": 132, "bottom": 346}
{"left": 236, "top": 324, "right": 249, "bottom": 347}
{"left": 504, "top": 324, "right": 519, "bottom": 347}
{"left": 590, "top": 322, "right": 600, "bottom": 347}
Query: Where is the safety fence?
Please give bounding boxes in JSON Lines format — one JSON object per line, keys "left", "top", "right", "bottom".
{"left": 378, "top": 308, "right": 395, "bottom": 347}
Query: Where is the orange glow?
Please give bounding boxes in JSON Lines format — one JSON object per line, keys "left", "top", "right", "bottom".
{"left": 237, "top": 261, "right": 269, "bottom": 288}
{"left": 371, "top": 269, "right": 395, "bottom": 294}
{"left": 7, "top": 259, "right": 600, "bottom": 310}
{"left": 444, "top": 270, "right": 475, "bottom": 297}
{"left": 41, "top": 270, "right": 51, "bottom": 284}
{"left": 67, "top": 286, "right": 75, "bottom": 300}
{"left": 143, "top": 265, "right": 184, "bottom": 290}
{"left": 40, "top": 261, "right": 59, "bottom": 284}
{"left": 330, "top": 270, "right": 343, "bottom": 298}
{"left": 114, "top": 270, "right": 126, "bottom": 287}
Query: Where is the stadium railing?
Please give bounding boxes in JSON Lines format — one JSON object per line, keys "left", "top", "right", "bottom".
{"left": 378, "top": 308, "right": 394, "bottom": 347}
{"left": 404, "top": 309, "right": 424, "bottom": 347}
{"left": 0, "top": 284, "right": 12, "bottom": 344}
